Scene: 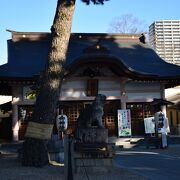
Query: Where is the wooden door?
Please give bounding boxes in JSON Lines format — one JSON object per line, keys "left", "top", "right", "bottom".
{"left": 103, "top": 100, "right": 120, "bottom": 136}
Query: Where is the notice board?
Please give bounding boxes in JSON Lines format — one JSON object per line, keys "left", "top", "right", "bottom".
{"left": 118, "top": 109, "right": 131, "bottom": 136}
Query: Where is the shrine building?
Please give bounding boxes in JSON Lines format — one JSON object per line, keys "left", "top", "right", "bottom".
{"left": 1, "top": 31, "right": 180, "bottom": 141}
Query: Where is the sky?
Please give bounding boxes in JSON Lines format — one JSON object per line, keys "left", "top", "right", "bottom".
{"left": 0, "top": 0, "right": 180, "bottom": 65}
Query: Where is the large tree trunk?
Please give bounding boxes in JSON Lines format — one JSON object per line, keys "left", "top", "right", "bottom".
{"left": 21, "top": 0, "right": 76, "bottom": 167}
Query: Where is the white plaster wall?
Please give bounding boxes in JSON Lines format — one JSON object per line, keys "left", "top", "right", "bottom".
{"left": 99, "top": 80, "right": 120, "bottom": 89}
{"left": 0, "top": 96, "right": 12, "bottom": 118}
{"left": 125, "top": 81, "right": 161, "bottom": 91}
{"left": 98, "top": 90, "right": 120, "bottom": 97}
{"left": 61, "top": 78, "right": 121, "bottom": 98}
{"left": 0, "top": 95, "right": 12, "bottom": 105}
{"left": 125, "top": 82, "right": 161, "bottom": 101}
{"left": 61, "top": 79, "right": 87, "bottom": 98}
{"left": 165, "top": 85, "right": 180, "bottom": 98}
{"left": 99, "top": 80, "right": 120, "bottom": 97}
{"left": 60, "top": 79, "right": 162, "bottom": 101}
{"left": 127, "top": 92, "right": 161, "bottom": 100}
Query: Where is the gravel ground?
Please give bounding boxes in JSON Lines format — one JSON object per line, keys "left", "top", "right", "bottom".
{"left": 74, "top": 167, "right": 148, "bottom": 180}
{"left": 1, "top": 141, "right": 180, "bottom": 180}
{"left": 0, "top": 146, "right": 147, "bottom": 180}
{"left": 0, "top": 152, "right": 64, "bottom": 180}
{"left": 1, "top": 137, "right": 180, "bottom": 180}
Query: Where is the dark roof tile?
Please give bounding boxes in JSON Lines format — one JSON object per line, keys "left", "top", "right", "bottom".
{"left": 0, "top": 32, "right": 180, "bottom": 80}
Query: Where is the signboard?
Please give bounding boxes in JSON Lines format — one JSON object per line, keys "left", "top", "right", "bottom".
{"left": 144, "top": 114, "right": 170, "bottom": 134}
{"left": 144, "top": 117, "right": 155, "bottom": 134}
{"left": 118, "top": 109, "right": 131, "bottom": 136}
{"left": 23, "top": 86, "right": 37, "bottom": 101}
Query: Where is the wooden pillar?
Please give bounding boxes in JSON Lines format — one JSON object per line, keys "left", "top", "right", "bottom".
{"left": 161, "top": 105, "right": 167, "bottom": 118}
{"left": 120, "top": 79, "right": 128, "bottom": 109}
{"left": 12, "top": 86, "right": 20, "bottom": 141}
{"left": 160, "top": 83, "right": 167, "bottom": 117}
{"left": 121, "top": 93, "right": 127, "bottom": 109}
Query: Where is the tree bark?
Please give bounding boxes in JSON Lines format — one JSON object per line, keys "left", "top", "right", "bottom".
{"left": 21, "top": 0, "right": 76, "bottom": 167}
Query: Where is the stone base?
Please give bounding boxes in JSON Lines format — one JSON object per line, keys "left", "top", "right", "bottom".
{"left": 74, "top": 158, "right": 112, "bottom": 173}
{"left": 76, "top": 128, "right": 108, "bottom": 143}
{"left": 48, "top": 152, "right": 64, "bottom": 163}
{"left": 47, "top": 134, "right": 64, "bottom": 163}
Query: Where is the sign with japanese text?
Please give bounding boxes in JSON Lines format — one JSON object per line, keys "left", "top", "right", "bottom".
{"left": 118, "top": 109, "right": 131, "bottom": 136}
{"left": 144, "top": 117, "right": 155, "bottom": 134}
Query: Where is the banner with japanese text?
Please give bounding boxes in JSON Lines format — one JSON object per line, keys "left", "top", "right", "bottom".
{"left": 118, "top": 109, "right": 131, "bottom": 136}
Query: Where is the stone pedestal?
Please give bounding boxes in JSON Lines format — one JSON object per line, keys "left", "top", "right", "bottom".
{"left": 73, "top": 128, "right": 114, "bottom": 174}
{"left": 76, "top": 128, "right": 108, "bottom": 143}
{"left": 74, "top": 158, "right": 112, "bottom": 173}
{"left": 47, "top": 134, "right": 64, "bottom": 163}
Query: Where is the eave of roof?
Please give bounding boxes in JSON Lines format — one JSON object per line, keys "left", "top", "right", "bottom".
{"left": 0, "top": 31, "right": 180, "bottom": 84}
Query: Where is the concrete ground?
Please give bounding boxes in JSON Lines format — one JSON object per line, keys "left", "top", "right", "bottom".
{"left": 114, "top": 146, "right": 180, "bottom": 180}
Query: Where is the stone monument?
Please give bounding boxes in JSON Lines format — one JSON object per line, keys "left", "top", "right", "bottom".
{"left": 76, "top": 94, "right": 108, "bottom": 143}
{"left": 73, "top": 94, "right": 113, "bottom": 173}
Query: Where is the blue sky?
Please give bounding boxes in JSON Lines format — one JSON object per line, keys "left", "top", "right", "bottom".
{"left": 0, "top": 0, "right": 180, "bottom": 65}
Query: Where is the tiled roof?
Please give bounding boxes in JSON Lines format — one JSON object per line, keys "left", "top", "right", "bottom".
{"left": 0, "top": 32, "right": 180, "bottom": 81}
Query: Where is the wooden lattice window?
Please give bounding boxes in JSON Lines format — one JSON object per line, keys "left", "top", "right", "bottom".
{"left": 176, "top": 111, "right": 179, "bottom": 124}
{"left": 126, "top": 103, "right": 154, "bottom": 135}
{"left": 87, "top": 79, "right": 98, "bottom": 96}
{"left": 62, "top": 102, "right": 83, "bottom": 134}
{"left": 103, "top": 100, "right": 120, "bottom": 136}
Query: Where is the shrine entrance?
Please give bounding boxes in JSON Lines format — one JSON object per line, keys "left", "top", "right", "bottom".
{"left": 126, "top": 103, "right": 154, "bottom": 136}
{"left": 59, "top": 100, "right": 120, "bottom": 136}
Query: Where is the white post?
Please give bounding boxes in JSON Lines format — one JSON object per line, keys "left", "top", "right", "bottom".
{"left": 121, "top": 93, "right": 127, "bottom": 109}
{"left": 161, "top": 105, "right": 167, "bottom": 118}
{"left": 160, "top": 83, "right": 167, "bottom": 117}
{"left": 120, "top": 79, "right": 128, "bottom": 109}
{"left": 12, "top": 86, "right": 20, "bottom": 141}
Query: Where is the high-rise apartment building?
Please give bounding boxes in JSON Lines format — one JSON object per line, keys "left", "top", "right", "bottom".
{"left": 149, "top": 20, "right": 180, "bottom": 65}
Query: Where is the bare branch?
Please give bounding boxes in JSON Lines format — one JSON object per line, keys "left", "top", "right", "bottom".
{"left": 81, "top": 0, "right": 109, "bottom": 5}
{"left": 108, "top": 14, "right": 147, "bottom": 34}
